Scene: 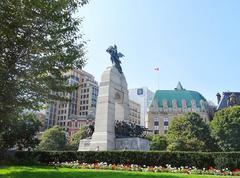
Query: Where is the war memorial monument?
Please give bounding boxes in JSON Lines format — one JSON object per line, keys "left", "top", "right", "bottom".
{"left": 78, "top": 45, "right": 150, "bottom": 151}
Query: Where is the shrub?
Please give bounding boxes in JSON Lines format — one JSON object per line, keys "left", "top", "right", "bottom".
{"left": 9, "top": 151, "right": 240, "bottom": 170}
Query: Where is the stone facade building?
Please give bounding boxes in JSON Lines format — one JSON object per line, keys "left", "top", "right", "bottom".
{"left": 66, "top": 115, "right": 94, "bottom": 137}
{"left": 44, "top": 68, "right": 98, "bottom": 131}
{"left": 129, "top": 100, "right": 141, "bottom": 125}
{"left": 146, "top": 82, "right": 209, "bottom": 135}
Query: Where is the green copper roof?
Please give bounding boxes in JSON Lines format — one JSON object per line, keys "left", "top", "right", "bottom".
{"left": 152, "top": 82, "right": 207, "bottom": 108}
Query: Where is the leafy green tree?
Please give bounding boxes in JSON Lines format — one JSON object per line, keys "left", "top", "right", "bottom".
{"left": 167, "top": 112, "right": 215, "bottom": 151}
{"left": 0, "top": 0, "right": 87, "bottom": 150}
{"left": 38, "top": 126, "right": 66, "bottom": 151}
{"left": 67, "top": 126, "right": 88, "bottom": 150}
{"left": 150, "top": 135, "right": 167, "bottom": 150}
{"left": 0, "top": 113, "right": 41, "bottom": 151}
{"left": 211, "top": 106, "right": 240, "bottom": 151}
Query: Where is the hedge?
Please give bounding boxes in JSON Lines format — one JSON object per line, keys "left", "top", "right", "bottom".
{"left": 3, "top": 151, "right": 240, "bottom": 170}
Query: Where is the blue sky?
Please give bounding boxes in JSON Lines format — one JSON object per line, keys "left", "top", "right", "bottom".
{"left": 79, "top": 0, "right": 240, "bottom": 104}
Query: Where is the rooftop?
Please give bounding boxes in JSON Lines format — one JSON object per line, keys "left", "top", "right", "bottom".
{"left": 152, "top": 82, "right": 207, "bottom": 108}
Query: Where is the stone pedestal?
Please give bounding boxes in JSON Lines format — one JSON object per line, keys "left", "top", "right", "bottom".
{"left": 88, "top": 66, "right": 130, "bottom": 151}
{"left": 78, "top": 139, "right": 91, "bottom": 151}
{"left": 116, "top": 138, "right": 150, "bottom": 151}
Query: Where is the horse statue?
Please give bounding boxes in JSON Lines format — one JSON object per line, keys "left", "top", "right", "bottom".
{"left": 106, "top": 45, "right": 125, "bottom": 74}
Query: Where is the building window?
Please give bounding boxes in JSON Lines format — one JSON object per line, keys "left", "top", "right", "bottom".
{"left": 172, "top": 99, "right": 177, "bottom": 109}
{"left": 153, "top": 118, "right": 159, "bottom": 127}
{"left": 191, "top": 100, "right": 196, "bottom": 109}
{"left": 137, "top": 88, "right": 143, "bottom": 95}
{"left": 182, "top": 99, "right": 187, "bottom": 110}
{"left": 163, "top": 99, "right": 168, "bottom": 109}
{"left": 200, "top": 100, "right": 206, "bottom": 111}
{"left": 164, "top": 118, "right": 169, "bottom": 126}
{"left": 164, "top": 126, "right": 168, "bottom": 130}
{"left": 154, "top": 130, "right": 159, "bottom": 134}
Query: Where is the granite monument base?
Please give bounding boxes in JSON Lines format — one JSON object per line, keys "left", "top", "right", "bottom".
{"left": 78, "top": 139, "right": 91, "bottom": 151}
{"left": 115, "top": 137, "right": 150, "bottom": 151}
{"left": 78, "top": 137, "right": 150, "bottom": 151}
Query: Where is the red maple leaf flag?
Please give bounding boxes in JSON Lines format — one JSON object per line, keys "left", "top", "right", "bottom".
{"left": 154, "top": 67, "right": 160, "bottom": 71}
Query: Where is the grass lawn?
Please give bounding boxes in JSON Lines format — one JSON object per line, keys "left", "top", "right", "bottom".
{"left": 0, "top": 166, "right": 239, "bottom": 178}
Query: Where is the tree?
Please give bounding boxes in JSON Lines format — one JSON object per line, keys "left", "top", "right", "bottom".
{"left": 208, "top": 101, "right": 217, "bottom": 121}
{"left": 211, "top": 106, "right": 240, "bottom": 151}
{"left": 166, "top": 113, "right": 215, "bottom": 151}
{"left": 38, "top": 126, "right": 66, "bottom": 151}
{"left": 67, "top": 126, "right": 88, "bottom": 150}
{"left": 0, "top": 112, "right": 41, "bottom": 151}
{"left": 150, "top": 135, "right": 167, "bottom": 151}
{"left": 0, "top": 0, "right": 88, "bottom": 150}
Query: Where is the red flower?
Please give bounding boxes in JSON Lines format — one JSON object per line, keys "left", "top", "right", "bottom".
{"left": 208, "top": 166, "right": 214, "bottom": 170}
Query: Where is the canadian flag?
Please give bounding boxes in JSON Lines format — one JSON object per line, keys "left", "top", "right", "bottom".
{"left": 154, "top": 67, "right": 160, "bottom": 71}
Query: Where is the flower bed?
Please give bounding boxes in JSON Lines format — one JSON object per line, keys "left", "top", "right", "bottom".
{"left": 49, "top": 161, "right": 240, "bottom": 176}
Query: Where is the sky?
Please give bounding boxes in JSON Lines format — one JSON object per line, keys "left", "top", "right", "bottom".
{"left": 78, "top": 0, "right": 240, "bottom": 104}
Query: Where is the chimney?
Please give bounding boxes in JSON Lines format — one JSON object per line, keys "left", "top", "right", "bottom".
{"left": 216, "top": 93, "right": 221, "bottom": 104}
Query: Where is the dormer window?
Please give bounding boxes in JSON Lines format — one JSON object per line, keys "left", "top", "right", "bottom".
{"left": 163, "top": 99, "right": 168, "bottom": 109}
{"left": 151, "top": 100, "right": 158, "bottom": 111}
{"left": 172, "top": 99, "right": 178, "bottom": 110}
{"left": 228, "top": 93, "right": 237, "bottom": 106}
{"left": 191, "top": 100, "right": 196, "bottom": 109}
{"left": 182, "top": 99, "right": 187, "bottom": 110}
{"left": 200, "top": 100, "right": 206, "bottom": 111}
